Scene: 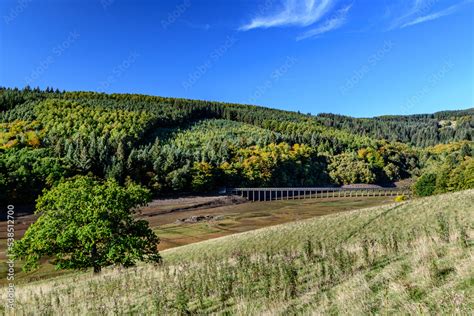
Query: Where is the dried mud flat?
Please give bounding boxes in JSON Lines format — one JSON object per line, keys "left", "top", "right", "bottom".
{"left": 0, "top": 196, "right": 246, "bottom": 260}
{"left": 0, "top": 195, "right": 393, "bottom": 284}
{"left": 138, "top": 195, "right": 248, "bottom": 217}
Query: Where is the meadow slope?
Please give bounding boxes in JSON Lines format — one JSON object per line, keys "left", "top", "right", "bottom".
{"left": 2, "top": 190, "right": 473, "bottom": 315}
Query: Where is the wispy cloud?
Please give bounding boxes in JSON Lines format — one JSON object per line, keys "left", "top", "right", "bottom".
{"left": 391, "top": 0, "right": 472, "bottom": 29}
{"left": 239, "top": 0, "right": 335, "bottom": 31}
{"left": 296, "top": 4, "right": 351, "bottom": 40}
{"left": 401, "top": 2, "right": 468, "bottom": 28}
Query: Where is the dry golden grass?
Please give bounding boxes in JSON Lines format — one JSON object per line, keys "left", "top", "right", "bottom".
{"left": 1, "top": 190, "right": 473, "bottom": 315}
{"left": 0, "top": 196, "right": 391, "bottom": 285}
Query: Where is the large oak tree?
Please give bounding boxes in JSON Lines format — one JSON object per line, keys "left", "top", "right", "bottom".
{"left": 11, "top": 176, "right": 161, "bottom": 273}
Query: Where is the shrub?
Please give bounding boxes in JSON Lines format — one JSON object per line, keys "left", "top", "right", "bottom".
{"left": 394, "top": 195, "right": 407, "bottom": 202}
{"left": 413, "top": 173, "right": 437, "bottom": 196}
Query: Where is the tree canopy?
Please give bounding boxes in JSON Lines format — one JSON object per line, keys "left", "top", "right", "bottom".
{"left": 10, "top": 176, "right": 160, "bottom": 273}
{"left": 0, "top": 87, "right": 472, "bottom": 203}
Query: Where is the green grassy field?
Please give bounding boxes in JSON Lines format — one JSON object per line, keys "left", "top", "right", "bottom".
{"left": 1, "top": 190, "right": 472, "bottom": 314}
{"left": 0, "top": 196, "right": 391, "bottom": 286}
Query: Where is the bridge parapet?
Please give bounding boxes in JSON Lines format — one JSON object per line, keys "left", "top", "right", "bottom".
{"left": 228, "top": 187, "right": 411, "bottom": 202}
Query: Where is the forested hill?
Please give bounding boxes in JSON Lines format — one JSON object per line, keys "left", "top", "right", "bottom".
{"left": 1, "top": 87, "right": 473, "bottom": 203}
{"left": 319, "top": 108, "right": 473, "bottom": 147}
{"left": 1, "top": 87, "right": 471, "bottom": 147}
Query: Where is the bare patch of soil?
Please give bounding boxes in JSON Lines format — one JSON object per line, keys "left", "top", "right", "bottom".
{"left": 175, "top": 215, "right": 224, "bottom": 224}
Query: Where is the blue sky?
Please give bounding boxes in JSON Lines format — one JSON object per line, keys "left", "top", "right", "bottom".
{"left": 0, "top": 0, "right": 473, "bottom": 117}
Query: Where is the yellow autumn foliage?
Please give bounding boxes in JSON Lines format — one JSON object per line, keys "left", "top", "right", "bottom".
{"left": 0, "top": 120, "right": 44, "bottom": 150}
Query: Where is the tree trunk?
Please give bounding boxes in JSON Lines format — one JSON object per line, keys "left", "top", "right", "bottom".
{"left": 93, "top": 265, "right": 101, "bottom": 274}
{"left": 91, "top": 243, "right": 101, "bottom": 274}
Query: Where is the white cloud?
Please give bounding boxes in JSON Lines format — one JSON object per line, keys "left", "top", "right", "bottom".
{"left": 392, "top": 0, "right": 472, "bottom": 29}
{"left": 239, "top": 0, "right": 335, "bottom": 31}
{"left": 401, "top": 2, "right": 468, "bottom": 28}
{"left": 296, "top": 4, "right": 351, "bottom": 40}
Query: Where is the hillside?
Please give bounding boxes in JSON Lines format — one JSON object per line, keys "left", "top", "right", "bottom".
{"left": 3, "top": 190, "right": 473, "bottom": 314}
{"left": 1, "top": 87, "right": 472, "bottom": 205}
{"left": 0, "top": 196, "right": 394, "bottom": 285}
{"left": 319, "top": 108, "right": 474, "bottom": 147}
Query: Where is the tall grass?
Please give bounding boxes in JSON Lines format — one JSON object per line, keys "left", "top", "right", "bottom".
{"left": 2, "top": 190, "right": 473, "bottom": 315}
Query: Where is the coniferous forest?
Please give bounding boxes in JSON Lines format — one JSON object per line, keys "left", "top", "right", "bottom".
{"left": 1, "top": 86, "right": 473, "bottom": 205}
